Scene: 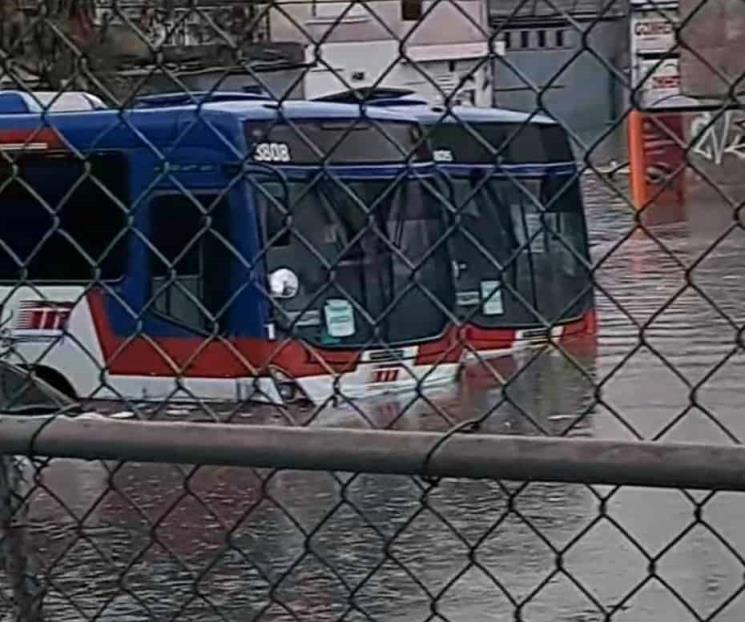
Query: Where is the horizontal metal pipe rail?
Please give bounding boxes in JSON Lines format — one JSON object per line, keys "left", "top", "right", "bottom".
{"left": 0, "top": 414, "right": 744, "bottom": 491}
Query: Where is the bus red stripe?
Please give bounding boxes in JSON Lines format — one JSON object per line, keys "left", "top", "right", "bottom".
{"left": 85, "top": 291, "right": 367, "bottom": 378}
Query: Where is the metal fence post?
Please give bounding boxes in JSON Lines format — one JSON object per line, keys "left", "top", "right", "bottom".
{"left": 0, "top": 456, "right": 42, "bottom": 622}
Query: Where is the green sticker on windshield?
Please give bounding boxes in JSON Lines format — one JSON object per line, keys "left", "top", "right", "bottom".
{"left": 481, "top": 280, "right": 504, "bottom": 316}
{"left": 324, "top": 299, "right": 355, "bottom": 338}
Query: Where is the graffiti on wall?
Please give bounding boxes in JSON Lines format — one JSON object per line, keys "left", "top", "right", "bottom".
{"left": 690, "top": 110, "right": 745, "bottom": 165}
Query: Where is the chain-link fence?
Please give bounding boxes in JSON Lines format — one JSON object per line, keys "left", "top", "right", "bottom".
{"left": 2, "top": 0, "right": 745, "bottom": 619}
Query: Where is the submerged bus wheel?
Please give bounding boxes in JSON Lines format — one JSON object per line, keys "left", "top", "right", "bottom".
{"left": 27, "top": 366, "right": 77, "bottom": 400}
{"left": 269, "top": 367, "right": 308, "bottom": 404}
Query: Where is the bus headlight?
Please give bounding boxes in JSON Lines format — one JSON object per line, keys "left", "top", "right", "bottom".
{"left": 269, "top": 268, "right": 299, "bottom": 299}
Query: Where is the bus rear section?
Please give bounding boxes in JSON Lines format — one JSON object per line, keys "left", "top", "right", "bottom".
{"left": 425, "top": 113, "right": 597, "bottom": 361}
{"left": 0, "top": 101, "right": 461, "bottom": 406}
{"left": 0, "top": 144, "right": 129, "bottom": 401}
{"left": 244, "top": 115, "right": 461, "bottom": 403}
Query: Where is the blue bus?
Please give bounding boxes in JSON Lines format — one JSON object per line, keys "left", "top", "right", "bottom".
{"left": 317, "top": 89, "right": 596, "bottom": 359}
{"left": 0, "top": 91, "right": 461, "bottom": 405}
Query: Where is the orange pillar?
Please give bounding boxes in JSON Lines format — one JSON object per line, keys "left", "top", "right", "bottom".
{"left": 627, "top": 109, "right": 648, "bottom": 211}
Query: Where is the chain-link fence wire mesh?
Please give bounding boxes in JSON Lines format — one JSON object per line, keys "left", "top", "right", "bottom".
{"left": 1, "top": 0, "right": 745, "bottom": 619}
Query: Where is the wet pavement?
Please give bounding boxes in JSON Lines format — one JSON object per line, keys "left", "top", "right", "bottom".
{"left": 5, "top": 172, "right": 745, "bottom": 621}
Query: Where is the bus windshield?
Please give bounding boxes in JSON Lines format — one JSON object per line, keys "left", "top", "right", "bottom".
{"left": 450, "top": 172, "right": 591, "bottom": 327}
{"left": 255, "top": 174, "right": 453, "bottom": 348}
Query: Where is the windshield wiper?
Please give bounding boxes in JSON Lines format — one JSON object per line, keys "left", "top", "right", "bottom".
{"left": 477, "top": 179, "right": 519, "bottom": 290}
{"left": 390, "top": 183, "right": 407, "bottom": 248}
{"left": 483, "top": 180, "right": 519, "bottom": 251}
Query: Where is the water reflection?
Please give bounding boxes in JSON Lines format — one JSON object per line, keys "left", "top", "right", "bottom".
{"left": 25, "top": 463, "right": 604, "bottom": 620}
{"left": 16, "top": 335, "right": 603, "bottom": 620}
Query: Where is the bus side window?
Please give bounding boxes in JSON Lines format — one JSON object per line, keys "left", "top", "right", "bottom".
{"left": 0, "top": 153, "right": 128, "bottom": 282}
{"left": 148, "top": 194, "right": 232, "bottom": 333}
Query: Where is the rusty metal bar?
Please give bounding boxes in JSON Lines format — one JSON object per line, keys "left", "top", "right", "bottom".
{"left": 1, "top": 415, "right": 745, "bottom": 491}
{"left": 0, "top": 456, "right": 43, "bottom": 622}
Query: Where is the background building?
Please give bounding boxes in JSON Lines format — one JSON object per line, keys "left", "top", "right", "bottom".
{"left": 5, "top": 0, "right": 493, "bottom": 105}
{"left": 3, "top": 0, "right": 305, "bottom": 96}
{"left": 269, "top": 0, "right": 493, "bottom": 105}
{"left": 490, "top": 0, "right": 629, "bottom": 163}
{"left": 679, "top": 0, "right": 745, "bottom": 100}
{"left": 3, "top": 0, "right": 637, "bottom": 164}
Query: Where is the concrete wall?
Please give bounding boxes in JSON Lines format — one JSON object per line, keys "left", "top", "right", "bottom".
{"left": 270, "top": 0, "right": 487, "bottom": 47}
{"left": 677, "top": 106, "right": 745, "bottom": 202}
{"left": 678, "top": 0, "right": 745, "bottom": 196}
{"left": 679, "top": 0, "right": 745, "bottom": 99}
{"left": 492, "top": 18, "right": 629, "bottom": 164}
{"left": 269, "top": 0, "right": 491, "bottom": 104}
{"left": 301, "top": 38, "right": 491, "bottom": 104}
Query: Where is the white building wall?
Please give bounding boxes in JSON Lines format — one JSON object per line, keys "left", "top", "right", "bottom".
{"left": 271, "top": 0, "right": 493, "bottom": 106}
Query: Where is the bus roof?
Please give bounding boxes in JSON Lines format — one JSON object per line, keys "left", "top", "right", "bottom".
{"left": 379, "top": 104, "right": 558, "bottom": 126}
{"left": 0, "top": 95, "right": 428, "bottom": 157}
{"left": 311, "top": 90, "right": 573, "bottom": 165}
{"left": 312, "top": 89, "right": 558, "bottom": 126}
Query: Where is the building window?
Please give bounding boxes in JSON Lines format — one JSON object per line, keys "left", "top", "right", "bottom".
{"left": 520, "top": 30, "right": 529, "bottom": 48}
{"left": 555, "top": 29, "right": 565, "bottom": 47}
{"left": 401, "top": 0, "right": 422, "bottom": 21}
{"left": 537, "top": 30, "right": 546, "bottom": 48}
{"left": 504, "top": 31, "right": 511, "bottom": 49}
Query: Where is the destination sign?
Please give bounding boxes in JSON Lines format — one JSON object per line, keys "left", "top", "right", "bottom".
{"left": 427, "top": 122, "right": 575, "bottom": 165}
{"left": 246, "top": 120, "right": 431, "bottom": 165}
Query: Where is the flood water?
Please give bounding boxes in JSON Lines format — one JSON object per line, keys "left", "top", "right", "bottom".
{"left": 4, "top": 171, "right": 745, "bottom": 621}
